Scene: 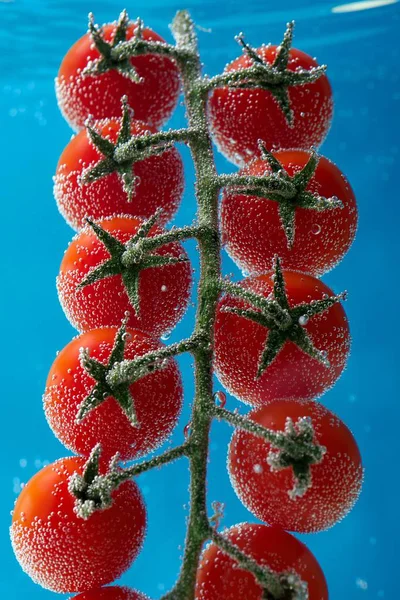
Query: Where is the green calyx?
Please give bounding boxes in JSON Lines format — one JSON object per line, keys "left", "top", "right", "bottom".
{"left": 267, "top": 416, "right": 326, "bottom": 499}
{"left": 235, "top": 142, "right": 343, "bottom": 248}
{"left": 83, "top": 10, "right": 142, "bottom": 82}
{"left": 78, "top": 210, "right": 188, "bottom": 315}
{"left": 223, "top": 256, "right": 346, "bottom": 377}
{"left": 81, "top": 95, "right": 173, "bottom": 201}
{"left": 77, "top": 315, "right": 163, "bottom": 426}
{"left": 229, "top": 21, "right": 326, "bottom": 124}
{"left": 69, "top": 445, "right": 123, "bottom": 519}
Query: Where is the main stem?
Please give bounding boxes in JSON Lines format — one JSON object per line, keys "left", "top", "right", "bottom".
{"left": 160, "top": 32, "right": 221, "bottom": 600}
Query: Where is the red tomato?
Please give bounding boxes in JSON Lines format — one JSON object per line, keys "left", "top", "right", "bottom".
{"left": 221, "top": 150, "right": 358, "bottom": 276}
{"left": 44, "top": 328, "right": 183, "bottom": 462}
{"left": 229, "top": 399, "right": 363, "bottom": 533}
{"left": 54, "top": 118, "right": 184, "bottom": 231}
{"left": 57, "top": 22, "right": 180, "bottom": 131}
{"left": 195, "top": 523, "right": 328, "bottom": 599}
{"left": 57, "top": 216, "right": 192, "bottom": 337}
{"left": 11, "top": 457, "right": 146, "bottom": 593}
{"left": 71, "top": 586, "right": 149, "bottom": 599}
{"left": 208, "top": 46, "right": 333, "bottom": 165}
{"left": 214, "top": 271, "right": 350, "bottom": 404}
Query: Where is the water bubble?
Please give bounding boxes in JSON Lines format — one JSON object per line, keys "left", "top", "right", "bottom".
{"left": 213, "top": 390, "right": 227, "bottom": 408}
{"left": 183, "top": 422, "right": 192, "bottom": 439}
{"left": 298, "top": 315, "right": 309, "bottom": 326}
{"left": 311, "top": 224, "right": 321, "bottom": 235}
{"left": 253, "top": 464, "right": 263, "bottom": 474}
{"left": 161, "top": 331, "right": 171, "bottom": 341}
{"left": 356, "top": 578, "right": 368, "bottom": 590}
{"left": 161, "top": 285, "right": 167, "bottom": 292}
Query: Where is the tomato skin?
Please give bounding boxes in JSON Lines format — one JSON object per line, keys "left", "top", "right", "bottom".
{"left": 44, "top": 328, "right": 183, "bottom": 462}
{"left": 57, "top": 23, "right": 180, "bottom": 131}
{"left": 214, "top": 272, "right": 350, "bottom": 404}
{"left": 221, "top": 151, "right": 358, "bottom": 276}
{"left": 57, "top": 216, "right": 192, "bottom": 337}
{"left": 195, "top": 523, "right": 328, "bottom": 599}
{"left": 208, "top": 46, "right": 333, "bottom": 165}
{"left": 11, "top": 457, "right": 146, "bottom": 593}
{"left": 71, "top": 586, "right": 149, "bottom": 599}
{"left": 229, "top": 399, "right": 362, "bottom": 533}
{"left": 55, "top": 119, "right": 184, "bottom": 231}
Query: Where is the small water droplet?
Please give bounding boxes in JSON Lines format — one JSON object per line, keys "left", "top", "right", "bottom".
{"left": 213, "top": 390, "right": 227, "bottom": 408}
{"left": 311, "top": 224, "right": 321, "bottom": 235}
{"left": 298, "top": 314, "right": 309, "bottom": 326}
{"left": 183, "top": 422, "right": 192, "bottom": 439}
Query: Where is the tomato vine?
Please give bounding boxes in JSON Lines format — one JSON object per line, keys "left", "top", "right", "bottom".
{"left": 11, "top": 9, "right": 362, "bottom": 600}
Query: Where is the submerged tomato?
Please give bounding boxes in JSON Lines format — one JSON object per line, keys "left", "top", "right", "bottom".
{"left": 57, "top": 22, "right": 180, "bottom": 131}
{"left": 229, "top": 399, "right": 363, "bottom": 532}
{"left": 57, "top": 216, "right": 192, "bottom": 337}
{"left": 208, "top": 46, "right": 333, "bottom": 165}
{"left": 195, "top": 523, "right": 328, "bottom": 599}
{"left": 221, "top": 150, "right": 357, "bottom": 276}
{"left": 11, "top": 457, "right": 146, "bottom": 593}
{"left": 44, "top": 328, "right": 183, "bottom": 462}
{"left": 214, "top": 271, "right": 350, "bottom": 404}
{"left": 54, "top": 118, "right": 184, "bottom": 231}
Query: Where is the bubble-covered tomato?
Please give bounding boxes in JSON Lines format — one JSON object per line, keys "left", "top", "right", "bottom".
{"left": 229, "top": 399, "right": 363, "bottom": 533}
{"left": 195, "top": 523, "right": 328, "bottom": 599}
{"left": 56, "top": 14, "right": 180, "bottom": 131}
{"left": 221, "top": 150, "right": 357, "bottom": 276}
{"left": 208, "top": 46, "right": 332, "bottom": 166}
{"left": 57, "top": 216, "right": 192, "bottom": 337}
{"left": 44, "top": 327, "right": 183, "bottom": 462}
{"left": 214, "top": 270, "right": 350, "bottom": 404}
{"left": 54, "top": 117, "right": 184, "bottom": 231}
{"left": 11, "top": 457, "right": 146, "bottom": 593}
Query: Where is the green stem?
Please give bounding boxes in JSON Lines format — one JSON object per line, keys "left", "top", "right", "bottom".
{"left": 218, "top": 173, "right": 296, "bottom": 198}
{"left": 106, "top": 336, "right": 199, "bottom": 388}
{"left": 114, "top": 129, "right": 197, "bottom": 163}
{"left": 114, "top": 443, "right": 190, "bottom": 481}
{"left": 159, "top": 12, "right": 223, "bottom": 600}
{"left": 213, "top": 406, "right": 288, "bottom": 447}
{"left": 209, "top": 529, "right": 285, "bottom": 599}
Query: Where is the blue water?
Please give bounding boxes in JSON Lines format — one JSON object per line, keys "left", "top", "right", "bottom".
{"left": 1, "top": 0, "right": 398, "bottom": 598}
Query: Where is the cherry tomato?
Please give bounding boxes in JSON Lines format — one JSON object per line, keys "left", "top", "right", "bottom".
{"left": 57, "top": 22, "right": 180, "bottom": 131}
{"left": 229, "top": 399, "right": 363, "bottom": 533}
{"left": 221, "top": 150, "right": 357, "bottom": 276}
{"left": 55, "top": 118, "right": 184, "bottom": 231}
{"left": 214, "top": 271, "right": 350, "bottom": 404}
{"left": 71, "top": 586, "right": 150, "bottom": 599}
{"left": 195, "top": 523, "right": 328, "bottom": 599}
{"left": 57, "top": 216, "right": 192, "bottom": 337}
{"left": 208, "top": 46, "right": 333, "bottom": 165}
{"left": 11, "top": 457, "right": 146, "bottom": 593}
{"left": 44, "top": 328, "right": 183, "bottom": 462}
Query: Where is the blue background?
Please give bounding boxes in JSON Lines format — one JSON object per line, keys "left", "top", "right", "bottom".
{"left": 1, "top": 0, "right": 398, "bottom": 597}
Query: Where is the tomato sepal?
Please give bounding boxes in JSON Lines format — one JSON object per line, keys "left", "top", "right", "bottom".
{"left": 214, "top": 405, "right": 326, "bottom": 499}
{"left": 77, "top": 215, "right": 189, "bottom": 318}
{"left": 207, "top": 22, "right": 326, "bottom": 125}
{"left": 222, "top": 144, "right": 343, "bottom": 248}
{"left": 77, "top": 317, "right": 167, "bottom": 426}
{"left": 221, "top": 256, "right": 346, "bottom": 376}
{"left": 81, "top": 97, "right": 175, "bottom": 201}
{"left": 82, "top": 11, "right": 142, "bottom": 83}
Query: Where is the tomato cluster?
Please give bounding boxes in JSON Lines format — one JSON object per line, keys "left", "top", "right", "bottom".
{"left": 11, "top": 11, "right": 362, "bottom": 600}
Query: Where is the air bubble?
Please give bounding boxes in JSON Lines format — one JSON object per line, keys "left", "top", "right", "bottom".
{"left": 213, "top": 390, "right": 227, "bottom": 407}
{"left": 311, "top": 224, "right": 321, "bottom": 235}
